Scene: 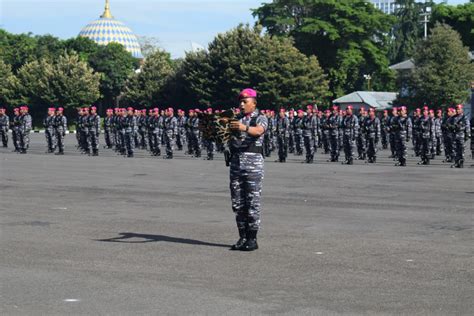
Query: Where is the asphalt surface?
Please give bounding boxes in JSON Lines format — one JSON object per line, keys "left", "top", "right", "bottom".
{"left": 1, "top": 134, "right": 473, "bottom": 315}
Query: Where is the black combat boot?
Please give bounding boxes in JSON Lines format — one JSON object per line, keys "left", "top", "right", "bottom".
{"left": 242, "top": 230, "right": 258, "bottom": 251}
{"left": 230, "top": 228, "right": 247, "bottom": 251}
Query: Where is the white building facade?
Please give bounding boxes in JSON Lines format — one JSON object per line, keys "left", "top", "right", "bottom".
{"left": 370, "top": 0, "right": 398, "bottom": 14}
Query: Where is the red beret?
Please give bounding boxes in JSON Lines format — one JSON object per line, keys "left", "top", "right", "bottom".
{"left": 58, "top": 107, "right": 64, "bottom": 111}
{"left": 91, "top": 106, "right": 97, "bottom": 110}
{"left": 239, "top": 88, "right": 257, "bottom": 99}
{"left": 347, "top": 105, "right": 353, "bottom": 110}
{"left": 369, "top": 108, "right": 375, "bottom": 112}
{"left": 456, "top": 104, "right": 463, "bottom": 109}
{"left": 48, "top": 108, "right": 56, "bottom": 111}
{"left": 127, "top": 107, "right": 134, "bottom": 111}
{"left": 423, "top": 106, "right": 429, "bottom": 111}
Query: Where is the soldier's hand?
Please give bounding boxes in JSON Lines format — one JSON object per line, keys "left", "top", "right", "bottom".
{"left": 229, "top": 121, "right": 244, "bottom": 131}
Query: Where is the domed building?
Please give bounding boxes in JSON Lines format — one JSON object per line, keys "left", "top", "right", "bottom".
{"left": 79, "top": 0, "right": 143, "bottom": 59}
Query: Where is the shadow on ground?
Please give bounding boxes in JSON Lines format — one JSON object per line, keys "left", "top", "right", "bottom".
{"left": 96, "top": 232, "right": 230, "bottom": 248}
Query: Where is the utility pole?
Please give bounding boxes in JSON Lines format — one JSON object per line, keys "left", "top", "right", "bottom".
{"left": 420, "top": 1, "right": 431, "bottom": 40}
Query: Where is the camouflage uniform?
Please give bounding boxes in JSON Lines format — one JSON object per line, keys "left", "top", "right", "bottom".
{"left": 19, "top": 113, "right": 32, "bottom": 153}
{"left": 43, "top": 114, "right": 56, "bottom": 153}
{"left": 293, "top": 116, "right": 304, "bottom": 156}
{"left": 275, "top": 114, "right": 289, "bottom": 162}
{"left": 163, "top": 115, "right": 177, "bottom": 158}
{"left": 327, "top": 113, "right": 340, "bottom": 161}
{"left": 229, "top": 110, "right": 268, "bottom": 246}
{"left": 176, "top": 115, "right": 187, "bottom": 151}
{"left": 189, "top": 116, "right": 201, "bottom": 157}
{"left": 364, "top": 116, "right": 381, "bottom": 163}
{"left": 451, "top": 112, "right": 471, "bottom": 168}
{"left": 302, "top": 114, "right": 316, "bottom": 163}
{"left": 394, "top": 115, "right": 412, "bottom": 166}
{"left": 104, "top": 115, "right": 114, "bottom": 149}
{"left": 0, "top": 113, "right": 9, "bottom": 147}
{"left": 88, "top": 113, "right": 100, "bottom": 156}
{"left": 418, "top": 115, "right": 435, "bottom": 165}
{"left": 54, "top": 113, "right": 67, "bottom": 154}
{"left": 342, "top": 114, "right": 359, "bottom": 164}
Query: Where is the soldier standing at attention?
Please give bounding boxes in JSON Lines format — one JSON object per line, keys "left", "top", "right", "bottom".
{"left": 327, "top": 106, "right": 340, "bottom": 162}
{"left": 293, "top": 109, "right": 304, "bottom": 156}
{"left": 275, "top": 108, "right": 289, "bottom": 163}
{"left": 227, "top": 88, "right": 267, "bottom": 252}
{"left": 364, "top": 108, "right": 381, "bottom": 163}
{"left": 450, "top": 104, "right": 471, "bottom": 168}
{"left": 380, "top": 110, "right": 389, "bottom": 150}
{"left": 104, "top": 109, "right": 114, "bottom": 149}
{"left": 43, "top": 107, "right": 56, "bottom": 153}
{"left": 341, "top": 105, "right": 359, "bottom": 165}
{"left": 387, "top": 107, "right": 398, "bottom": 159}
{"left": 11, "top": 108, "right": 21, "bottom": 152}
{"left": 320, "top": 109, "right": 331, "bottom": 154}
{"left": 394, "top": 106, "right": 412, "bottom": 167}
{"left": 176, "top": 109, "right": 187, "bottom": 151}
{"left": 412, "top": 108, "right": 422, "bottom": 157}
{"left": 123, "top": 107, "right": 136, "bottom": 158}
{"left": 18, "top": 106, "right": 32, "bottom": 154}
{"left": 88, "top": 106, "right": 100, "bottom": 156}
{"left": 288, "top": 109, "right": 295, "bottom": 154}
{"left": 417, "top": 106, "right": 435, "bottom": 165}
{"left": 357, "top": 107, "right": 368, "bottom": 160}
{"left": 0, "top": 108, "right": 9, "bottom": 147}
{"left": 163, "top": 107, "right": 177, "bottom": 159}
{"left": 302, "top": 105, "right": 316, "bottom": 163}
{"left": 189, "top": 109, "right": 202, "bottom": 158}
{"left": 54, "top": 107, "right": 67, "bottom": 155}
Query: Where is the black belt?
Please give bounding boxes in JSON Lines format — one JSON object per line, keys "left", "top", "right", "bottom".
{"left": 231, "top": 144, "right": 263, "bottom": 155}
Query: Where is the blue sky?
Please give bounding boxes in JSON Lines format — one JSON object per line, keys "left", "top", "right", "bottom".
{"left": 0, "top": 0, "right": 469, "bottom": 58}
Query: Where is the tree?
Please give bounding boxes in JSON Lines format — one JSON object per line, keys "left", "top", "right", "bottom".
{"left": 0, "top": 30, "right": 37, "bottom": 72}
{"left": 180, "top": 25, "right": 329, "bottom": 108}
{"left": 400, "top": 24, "right": 473, "bottom": 108}
{"left": 253, "top": 0, "right": 395, "bottom": 97}
{"left": 0, "top": 59, "right": 19, "bottom": 106}
{"left": 123, "top": 49, "right": 175, "bottom": 106}
{"left": 431, "top": 1, "right": 474, "bottom": 51}
{"left": 89, "top": 43, "right": 138, "bottom": 106}
{"left": 15, "top": 52, "right": 101, "bottom": 110}
{"left": 388, "top": 0, "right": 424, "bottom": 64}
{"left": 35, "top": 34, "right": 65, "bottom": 61}
{"left": 64, "top": 36, "right": 100, "bottom": 62}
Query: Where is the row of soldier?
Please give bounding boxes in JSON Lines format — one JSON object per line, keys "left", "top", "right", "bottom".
{"left": 0, "top": 104, "right": 471, "bottom": 167}
{"left": 0, "top": 106, "right": 32, "bottom": 154}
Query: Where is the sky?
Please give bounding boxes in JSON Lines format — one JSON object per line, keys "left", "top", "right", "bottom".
{"left": 0, "top": 0, "right": 469, "bottom": 58}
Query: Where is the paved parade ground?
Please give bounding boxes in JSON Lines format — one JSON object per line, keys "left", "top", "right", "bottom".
{"left": 1, "top": 134, "right": 473, "bottom": 315}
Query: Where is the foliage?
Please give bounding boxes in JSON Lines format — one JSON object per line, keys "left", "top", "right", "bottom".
{"left": 399, "top": 24, "right": 474, "bottom": 108}
{"left": 253, "top": 0, "right": 396, "bottom": 97}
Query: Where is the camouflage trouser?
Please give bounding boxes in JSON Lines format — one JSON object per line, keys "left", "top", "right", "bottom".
{"left": 19, "top": 130, "right": 30, "bottom": 151}
{"left": 230, "top": 153, "right": 264, "bottom": 232}
{"left": 277, "top": 134, "right": 288, "bottom": 160}
{"left": 303, "top": 135, "right": 315, "bottom": 160}
{"left": 357, "top": 134, "right": 366, "bottom": 157}
{"left": 420, "top": 137, "right": 432, "bottom": 161}
{"left": 45, "top": 127, "right": 56, "bottom": 151}
{"left": 322, "top": 131, "right": 330, "bottom": 153}
{"left": 164, "top": 131, "right": 175, "bottom": 157}
{"left": 395, "top": 134, "right": 408, "bottom": 163}
{"left": 288, "top": 132, "right": 295, "bottom": 153}
{"left": 389, "top": 133, "right": 396, "bottom": 157}
{"left": 444, "top": 135, "right": 453, "bottom": 160}
{"left": 125, "top": 131, "right": 135, "bottom": 155}
{"left": 294, "top": 133, "right": 303, "bottom": 155}
{"left": 343, "top": 135, "right": 355, "bottom": 161}
{"left": 1, "top": 128, "right": 8, "bottom": 146}
{"left": 104, "top": 128, "right": 114, "bottom": 148}
{"left": 89, "top": 130, "right": 99, "bottom": 151}
{"left": 55, "top": 128, "right": 65, "bottom": 152}
{"left": 366, "top": 136, "right": 377, "bottom": 160}
{"left": 329, "top": 132, "right": 339, "bottom": 160}
{"left": 176, "top": 129, "right": 186, "bottom": 150}
{"left": 381, "top": 130, "right": 388, "bottom": 148}
{"left": 453, "top": 135, "right": 466, "bottom": 163}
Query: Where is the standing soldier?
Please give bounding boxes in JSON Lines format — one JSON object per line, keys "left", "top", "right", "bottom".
{"left": 203, "top": 108, "right": 216, "bottom": 160}
{"left": 123, "top": 107, "right": 136, "bottom": 158}
{"left": 341, "top": 105, "right": 359, "bottom": 165}
{"left": 139, "top": 109, "right": 148, "bottom": 149}
{"left": 0, "top": 108, "right": 9, "bottom": 147}
{"left": 227, "top": 88, "right": 268, "bottom": 251}
{"left": 288, "top": 109, "right": 295, "bottom": 154}
{"left": 163, "top": 107, "right": 177, "bottom": 159}
{"left": 380, "top": 110, "right": 389, "bottom": 149}
{"left": 104, "top": 109, "right": 114, "bottom": 149}
{"left": 54, "top": 107, "right": 67, "bottom": 155}
{"left": 189, "top": 109, "right": 202, "bottom": 158}
{"left": 133, "top": 110, "right": 141, "bottom": 147}
{"left": 176, "top": 109, "right": 187, "bottom": 151}
{"left": 150, "top": 108, "right": 163, "bottom": 157}
{"left": 357, "top": 107, "right": 367, "bottom": 160}
{"left": 450, "top": 104, "right": 471, "bottom": 168}
{"left": 113, "top": 108, "right": 121, "bottom": 152}
{"left": 293, "top": 110, "right": 304, "bottom": 156}
{"left": 394, "top": 106, "right": 412, "bottom": 167}
{"left": 364, "top": 108, "right": 381, "bottom": 163}
{"left": 18, "top": 106, "right": 32, "bottom": 154}
{"left": 88, "top": 107, "right": 100, "bottom": 156}
{"left": 75, "top": 108, "right": 82, "bottom": 148}
{"left": 412, "top": 108, "right": 422, "bottom": 157}
{"left": 441, "top": 108, "right": 454, "bottom": 163}
{"left": 275, "top": 108, "right": 289, "bottom": 163}
{"left": 327, "top": 106, "right": 340, "bottom": 162}
{"left": 263, "top": 110, "right": 272, "bottom": 157}
{"left": 433, "top": 109, "right": 443, "bottom": 157}
{"left": 320, "top": 109, "right": 331, "bottom": 154}
{"left": 185, "top": 109, "right": 194, "bottom": 155}
{"left": 79, "top": 107, "right": 90, "bottom": 154}
{"left": 387, "top": 107, "right": 398, "bottom": 159}
{"left": 428, "top": 109, "right": 437, "bottom": 159}
{"left": 302, "top": 105, "right": 316, "bottom": 163}
{"left": 11, "top": 108, "right": 21, "bottom": 152}
{"left": 43, "top": 107, "right": 56, "bottom": 153}
{"left": 417, "top": 106, "right": 435, "bottom": 165}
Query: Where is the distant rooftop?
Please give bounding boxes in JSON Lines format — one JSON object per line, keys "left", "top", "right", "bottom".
{"left": 333, "top": 91, "right": 398, "bottom": 110}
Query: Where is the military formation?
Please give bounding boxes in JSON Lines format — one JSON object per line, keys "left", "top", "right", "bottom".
{"left": 0, "top": 104, "right": 472, "bottom": 168}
